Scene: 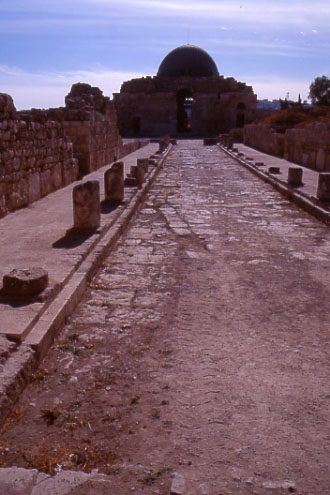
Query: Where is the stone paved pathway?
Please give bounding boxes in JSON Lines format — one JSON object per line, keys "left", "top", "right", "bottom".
{"left": 1, "top": 140, "right": 330, "bottom": 494}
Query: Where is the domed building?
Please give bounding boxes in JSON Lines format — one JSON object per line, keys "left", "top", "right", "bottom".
{"left": 113, "top": 44, "right": 256, "bottom": 137}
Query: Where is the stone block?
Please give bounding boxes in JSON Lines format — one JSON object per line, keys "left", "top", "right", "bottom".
{"left": 317, "top": 173, "right": 330, "bottom": 201}
{"left": 0, "top": 467, "right": 38, "bottom": 495}
{"left": 137, "top": 158, "right": 149, "bottom": 174}
{"left": 104, "top": 161, "right": 124, "bottom": 204}
{"left": 73, "top": 180, "right": 100, "bottom": 232}
{"left": 3, "top": 268, "right": 48, "bottom": 297}
{"left": 159, "top": 135, "right": 170, "bottom": 152}
{"left": 28, "top": 172, "right": 41, "bottom": 203}
{"left": 288, "top": 167, "right": 303, "bottom": 187}
{"left": 316, "top": 148, "right": 326, "bottom": 171}
{"left": 0, "top": 183, "right": 7, "bottom": 218}
{"left": 51, "top": 163, "right": 63, "bottom": 190}
{"left": 62, "top": 159, "right": 78, "bottom": 186}
{"left": 40, "top": 169, "right": 52, "bottom": 197}
{"left": 131, "top": 165, "right": 145, "bottom": 188}
{"left": 268, "top": 166, "right": 281, "bottom": 174}
{"left": 171, "top": 472, "right": 185, "bottom": 495}
{"left": 124, "top": 176, "right": 138, "bottom": 187}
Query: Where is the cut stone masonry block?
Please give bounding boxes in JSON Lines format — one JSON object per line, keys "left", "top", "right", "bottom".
{"left": 317, "top": 173, "right": 330, "bottom": 201}
{"left": 104, "top": 161, "right": 124, "bottom": 204}
{"left": 73, "top": 180, "right": 100, "bottom": 232}
{"left": 288, "top": 167, "right": 303, "bottom": 187}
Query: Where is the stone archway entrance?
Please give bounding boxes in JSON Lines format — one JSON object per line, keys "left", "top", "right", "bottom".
{"left": 177, "top": 88, "right": 193, "bottom": 133}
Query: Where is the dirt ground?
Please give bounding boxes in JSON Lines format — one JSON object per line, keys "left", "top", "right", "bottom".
{"left": 1, "top": 142, "right": 330, "bottom": 494}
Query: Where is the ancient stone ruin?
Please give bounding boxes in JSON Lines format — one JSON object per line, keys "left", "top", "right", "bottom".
{"left": 0, "top": 93, "right": 77, "bottom": 218}
{"left": 114, "top": 44, "right": 257, "bottom": 137}
{"left": 0, "top": 83, "right": 143, "bottom": 219}
{"left": 244, "top": 121, "right": 330, "bottom": 172}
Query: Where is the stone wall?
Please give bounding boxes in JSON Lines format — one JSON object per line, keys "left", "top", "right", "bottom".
{"left": 0, "top": 94, "right": 77, "bottom": 218}
{"left": 21, "top": 83, "right": 124, "bottom": 177}
{"left": 114, "top": 75, "right": 257, "bottom": 137}
{"left": 243, "top": 121, "right": 330, "bottom": 171}
{"left": 284, "top": 122, "right": 330, "bottom": 171}
{"left": 243, "top": 123, "right": 285, "bottom": 157}
{"left": 0, "top": 84, "right": 143, "bottom": 219}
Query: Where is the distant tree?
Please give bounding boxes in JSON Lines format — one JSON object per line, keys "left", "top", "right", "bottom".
{"left": 279, "top": 98, "right": 289, "bottom": 110}
{"left": 309, "top": 75, "right": 330, "bottom": 106}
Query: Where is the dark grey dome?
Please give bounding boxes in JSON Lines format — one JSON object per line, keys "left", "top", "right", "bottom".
{"left": 157, "top": 45, "right": 219, "bottom": 78}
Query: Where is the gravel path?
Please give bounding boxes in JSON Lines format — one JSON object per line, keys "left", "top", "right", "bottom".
{"left": 1, "top": 140, "right": 330, "bottom": 494}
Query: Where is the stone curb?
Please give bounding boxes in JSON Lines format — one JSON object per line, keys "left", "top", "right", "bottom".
{"left": 219, "top": 145, "right": 330, "bottom": 226}
{"left": 0, "top": 145, "right": 172, "bottom": 427}
{"left": 0, "top": 346, "right": 38, "bottom": 430}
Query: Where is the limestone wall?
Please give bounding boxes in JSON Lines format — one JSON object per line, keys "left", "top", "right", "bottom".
{"left": 243, "top": 121, "right": 330, "bottom": 171}
{"left": 243, "top": 124, "right": 285, "bottom": 157}
{"left": 284, "top": 122, "right": 330, "bottom": 171}
{"left": 23, "top": 83, "right": 124, "bottom": 177}
{"left": 0, "top": 83, "right": 141, "bottom": 219}
{"left": 0, "top": 94, "right": 78, "bottom": 218}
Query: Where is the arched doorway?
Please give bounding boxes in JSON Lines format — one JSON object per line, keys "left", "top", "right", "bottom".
{"left": 177, "top": 89, "right": 194, "bottom": 133}
{"left": 236, "top": 102, "right": 246, "bottom": 128}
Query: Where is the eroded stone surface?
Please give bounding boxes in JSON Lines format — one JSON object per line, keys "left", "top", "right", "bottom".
{"left": 2, "top": 268, "right": 48, "bottom": 297}
{"left": 0, "top": 467, "right": 38, "bottom": 495}
{"left": 73, "top": 180, "right": 100, "bottom": 232}
{"left": 104, "top": 161, "right": 124, "bottom": 204}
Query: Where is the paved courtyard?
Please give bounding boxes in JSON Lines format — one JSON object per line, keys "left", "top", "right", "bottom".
{"left": 1, "top": 140, "right": 330, "bottom": 494}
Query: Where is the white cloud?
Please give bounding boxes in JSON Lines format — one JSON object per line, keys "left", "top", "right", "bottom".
{"left": 211, "top": 38, "right": 320, "bottom": 58}
{"left": 0, "top": 66, "right": 143, "bottom": 109}
{"left": 90, "top": 0, "right": 330, "bottom": 25}
{"left": 2, "top": 0, "right": 330, "bottom": 29}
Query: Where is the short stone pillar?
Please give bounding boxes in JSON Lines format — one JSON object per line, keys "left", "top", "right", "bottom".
{"left": 73, "top": 180, "right": 100, "bottom": 232}
{"left": 124, "top": 175, "right": 137, "bottom": 187}
{"left": 137, "top": 158, "right": 149, "bottom": 174}
{"left": 3, "top": 268, "right": 48, "bottom": 297}
{"left": 317, "top": 173, "right": 330, "bottom": 201}
{"left": 268, "top": 166, "right": 281, "bottom": 174}
{"left": 159, "top": 135, "right": 170, "bottom": 152}
{"left": 104, "top": 161, "right": 124, "bottom": 204}
{"left": 227, "top": 138, "right": 234, "bottom": 149}
{"left": 132, "top": 165, "right": 145, "bottom": 188}
{"left": 288, "top": 167, "right": 303, "bottom": 187}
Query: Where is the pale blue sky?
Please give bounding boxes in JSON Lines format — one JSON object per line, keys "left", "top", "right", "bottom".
{"left": 0, "top": 0, "right": 329, "bottom": 109}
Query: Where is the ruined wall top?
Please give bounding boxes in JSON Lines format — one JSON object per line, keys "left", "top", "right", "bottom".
{"left": 0, "top": 93, "right": 17, "bottom": 119}
{"left": 118, "top": 75, "right": 253, "bottom": 95}
{"left": 14, "top": 83, "right": 117, "bottom": 123}
{"left": 65, "top": 83, "right": 111, "bottom": 113}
